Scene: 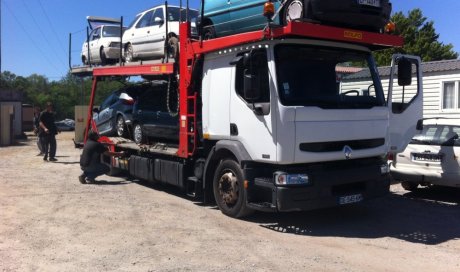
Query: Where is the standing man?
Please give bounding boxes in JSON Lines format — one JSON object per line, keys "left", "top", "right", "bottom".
{"left": 79, "top": 131, "right": 124, "bottom": 184}
{"left": 33, "top": 106, "right": 44, "bottom": 156}
{"left": 39, "top": 102, "right": 58, "bottom": 162}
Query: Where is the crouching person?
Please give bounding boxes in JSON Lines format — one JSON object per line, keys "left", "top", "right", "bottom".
{"left": 79, "top": 131, "right": 124, "bottom": 184}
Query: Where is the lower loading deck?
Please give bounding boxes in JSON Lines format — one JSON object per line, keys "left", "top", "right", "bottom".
{"left": 107, "top": 137, "right": 179, "bottom": 156}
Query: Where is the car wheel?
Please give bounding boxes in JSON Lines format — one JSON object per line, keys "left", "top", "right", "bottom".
{"left": 282, "top": 0, "right": 306, "bottom": 25}
{"left": 401, "top": 181, "right": 419, "bottom": 191}
{"left": 213, "top": 159, "right": 253, "bottom": 218}
{"left": 100, "top": 47, "right": 107, "bottom": 65}
{"left": 202, "top": 24, "right": 216, "bottom": 40}
{"left": 133, "top": 123, "right": 144, "bottom": 144}
{"left": 166, "top": 33, "right": 179, "bottom": 60}
{"left": 116, "top": 115, "right": 127, "bottom": 138}
{"left": 124, "top": 43, "right": 134, "bottom": 63}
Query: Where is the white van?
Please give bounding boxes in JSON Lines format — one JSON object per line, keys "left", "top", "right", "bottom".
{"left": 390, "top": 118, "right": 460, "bottom": 190}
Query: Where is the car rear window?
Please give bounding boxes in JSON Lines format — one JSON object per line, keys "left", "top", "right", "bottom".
{"left": 411, "top": 124, "right": 460, "bottom": 146}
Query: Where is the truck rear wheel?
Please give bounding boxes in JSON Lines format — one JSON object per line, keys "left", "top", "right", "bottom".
{"left": 213, "top": 159, "right": 253, "bottom": 218}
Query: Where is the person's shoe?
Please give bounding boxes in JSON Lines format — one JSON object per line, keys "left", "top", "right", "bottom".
{"left": 43, "top": 156, "right": 48, "bottom": 161}
{"left": 78, "top": 174, "right": 86, "bottom": 184}
{"left": 85, "top": 177, "right": 95, "bottom": 184}
{"left": 49, "top": 158, "right": 58, "bottom": 162}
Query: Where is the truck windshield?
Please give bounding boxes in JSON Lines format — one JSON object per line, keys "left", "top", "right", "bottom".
{"left": 275, "top": 44, "right": 385, "bottom": 109}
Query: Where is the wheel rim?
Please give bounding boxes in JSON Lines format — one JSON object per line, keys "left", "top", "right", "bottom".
{"left": 134, "top": 124, "right": 142, "bottom": 143}
{"left": 125, "top": 44, "right": 133, "bottom": 62}
{"left": 218, "top": 171, "right": 239, "bottom": 207}
{"left": 116, "top": 117, "right": 125, "bottom": 137}
{"left": 285, "top": 0, "right": 303, "bottom": 23}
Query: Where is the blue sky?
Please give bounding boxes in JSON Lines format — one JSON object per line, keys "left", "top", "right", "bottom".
{"left": 2, "top": 0, "right": 459, "bottom": 81}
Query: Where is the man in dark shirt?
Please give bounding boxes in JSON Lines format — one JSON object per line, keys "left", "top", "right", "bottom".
{"left": 79, "top": 131, "right": 124, "bottom": 184}
{"left": 33, "top": 106, "right": 44, "bottom": 156}
{"left": 39, "top": 102, "right": 58, "bottom": 162}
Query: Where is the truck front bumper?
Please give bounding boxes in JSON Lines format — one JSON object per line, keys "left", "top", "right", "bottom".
{"left": 245, "top": 157, "right": 390, "bottom": 212}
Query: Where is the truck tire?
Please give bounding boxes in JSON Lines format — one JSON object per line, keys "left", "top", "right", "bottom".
{"left": 213, "top": 159, "right": 253, "bottom": 218}
{"left": 401, "top": 181, "right": 419, "bottom": 191}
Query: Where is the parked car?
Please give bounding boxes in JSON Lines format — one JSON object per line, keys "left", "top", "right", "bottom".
{"left": 200, "top": 0, "right": 391, "bottom": 38}
{"left": 81, "top": 16, "right": 126, "bottom": 65}
{"left": 123, "top": 5, "right": 198, "bottom": 62}
{"left": 55, "top": 119, "right": 75, "bottom": 131}
{"left": 390, "top": 118, "right": 460, "bottom": 191}
{"left": 93, "top": 83, "right": 152, "bottom": 137}
{"left": 131, "top": 81, "right": 179, "bottom": 144}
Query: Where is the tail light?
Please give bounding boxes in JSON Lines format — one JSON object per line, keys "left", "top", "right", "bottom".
{"left": 387, "top": 152, "right": 394, "bottom": 161}
{"left": 122, "top": 99, "right": 135, "bottom": 105}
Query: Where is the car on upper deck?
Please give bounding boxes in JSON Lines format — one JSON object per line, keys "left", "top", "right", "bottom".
{"left": 390, "top": 118, "right": 460, "bottom": 191}
{"left": 200, "top": 0, "right": 392, "bottom": 38}
{"left": 81, "top": 16, "right": 125, "bottom": 65}
{"left": 123, "top": 4, "right": 198, "bottom": 62}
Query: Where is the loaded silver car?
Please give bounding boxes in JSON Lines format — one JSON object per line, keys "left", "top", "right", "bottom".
{"left": 390, "top": 118, "right": 460, "bottom": 191}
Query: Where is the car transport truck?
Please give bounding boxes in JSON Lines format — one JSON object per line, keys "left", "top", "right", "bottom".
{"left": 72, "top": 1, "right": 423, "bottom": 218}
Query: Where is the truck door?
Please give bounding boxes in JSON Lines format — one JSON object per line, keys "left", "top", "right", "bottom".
{"left": 230, "top": 48, "right": 276, "bottom": 161}
{"left": 387, "top": 54, "right": 423, "bottom": 153}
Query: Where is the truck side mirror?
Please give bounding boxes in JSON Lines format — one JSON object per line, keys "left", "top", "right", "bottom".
{"left": 242, "top": 51, "right": 262, "bottom": 101}
{"left": 243, "top": 70, "right": 261, "bottom": 101}
{"left": 398, "top": 58, "right": 412, "bottom": 86}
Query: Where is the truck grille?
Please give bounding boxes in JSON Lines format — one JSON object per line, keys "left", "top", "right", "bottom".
{"left": 299, "top": 138, "right": 385, "bottom": 152}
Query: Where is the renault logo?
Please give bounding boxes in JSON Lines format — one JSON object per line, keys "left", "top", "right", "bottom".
{"left": 343, "top": 145, "right": 353, "bottom": 160}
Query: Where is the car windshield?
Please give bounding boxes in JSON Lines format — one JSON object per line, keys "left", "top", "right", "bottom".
{"left": 167, "top": 7, "right": 198, "bottom": 22}
{"left": 102, "top": 26, "right": 122, "bottom": 37}
{"left": 275, "top": 44, "right": 385, "bottom": 109}
{"left": 411, "top": 124, "right": 460, "bottom": 146}
{"left": 127, "top": 14, "right": 141, "bottom": 29}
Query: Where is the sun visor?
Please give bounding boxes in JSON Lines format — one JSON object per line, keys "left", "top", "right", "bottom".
{"left": 87, "top": 16, "right": 121, "bottom": 30}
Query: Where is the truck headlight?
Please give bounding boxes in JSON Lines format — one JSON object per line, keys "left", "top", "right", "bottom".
{"left": 274, "top": 172, "right": 310, "bottom": 186}
{"left": 380, "top": 164, "right": 390, "bottom": 174}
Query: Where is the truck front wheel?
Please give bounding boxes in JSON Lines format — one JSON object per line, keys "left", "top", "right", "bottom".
{"left": 213, "top": 159, "right": 253, "bottom": 218}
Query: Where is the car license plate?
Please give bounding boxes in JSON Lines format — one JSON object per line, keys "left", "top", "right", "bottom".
{"left": 411, "top": 153, "right": 442, "bottom": 162}
{"left": 358, "top": 0, "right": 381, "bottom": 8}
{"left": 339, "top": 194, "right": 363, "bottom": 205}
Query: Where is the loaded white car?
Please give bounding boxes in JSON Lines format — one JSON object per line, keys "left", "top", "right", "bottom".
{"left": 81, "top": 16, "right": 125, "bottom": 65}
{"left": 390, "top": 118, "right": 460, "bottom": 190}
{"left": 123, "top": 5, "right": 198, "bottom": 62}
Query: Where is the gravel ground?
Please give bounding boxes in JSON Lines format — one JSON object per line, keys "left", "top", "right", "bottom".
{"left": 1, "top": 132, "right": 460, "bottom": 272}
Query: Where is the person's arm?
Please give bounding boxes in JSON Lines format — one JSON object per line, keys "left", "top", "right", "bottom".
{"left": 103, "top": 150, "right": 125, "bottom": 157}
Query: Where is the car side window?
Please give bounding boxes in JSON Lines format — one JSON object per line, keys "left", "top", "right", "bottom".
{"left": 100, "top": 94, "right": 114, "bottom": 110}
{"left": 136, "top": 10, "right": 154, "bottom": 28}
{"left": 152, "top": 8, "right": 164, "bottom": 25}
{"left": 92, "top": 28, "right": 101, "bottom": 41}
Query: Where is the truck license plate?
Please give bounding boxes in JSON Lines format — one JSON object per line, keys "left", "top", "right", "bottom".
{"left": 358, "top": 0, "right": 381, "bottom": 8}
{"left": 339, "top": 194, "right": 363, "bottom": 205}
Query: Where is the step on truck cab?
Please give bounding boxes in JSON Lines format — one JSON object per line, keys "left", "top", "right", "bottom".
{"left": 77, "top": 2, "right": 423, "bottom": 218}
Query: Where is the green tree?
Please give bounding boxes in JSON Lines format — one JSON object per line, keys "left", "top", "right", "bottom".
{"left": 374, "top": 9, "right": 459, "bottom": 66}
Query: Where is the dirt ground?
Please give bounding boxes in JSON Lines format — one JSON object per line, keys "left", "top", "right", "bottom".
{"left": 1, "top": 132, "right": 460, "bottom": 272}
